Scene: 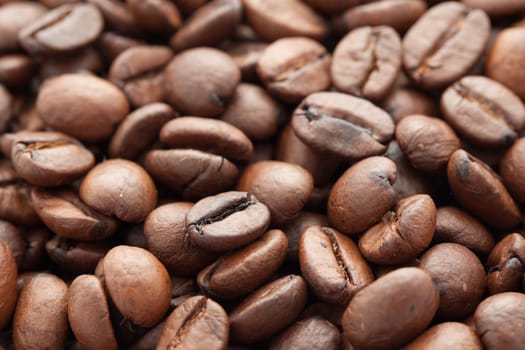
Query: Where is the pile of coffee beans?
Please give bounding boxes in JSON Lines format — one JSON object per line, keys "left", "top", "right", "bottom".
{"left": 1, "top": 0, "right": 525, "bottom": 349}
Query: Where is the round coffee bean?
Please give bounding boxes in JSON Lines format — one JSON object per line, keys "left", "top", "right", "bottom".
{"left": 359, "top": 194, "right": 436, "bottom": 265}
{"left": 79, "top": 159, "right": 157, "bottom": 223}
{"left": 36, "top": 73, "right": 129, "bottom": 142}
{"left": 328, "top": 156, "right": 397, "bottom": 235}
{"left": 291, "top": 92, "right": 394, "bottom": 161}
{"left": 474, "top": 292, "right": 525, "bottom": 350}
{"left": 300, "top": 226, "right": 374, "bottom": 305}
{"left": 486, "top": 233, "right": 525, "bottom": 295}
{"left": 126, "top": 0, "right": 181, "bottom": 33}
{"left": 500, "top": 138, "right": 525, "bottom": 205}
{"left": 404, "top": 322, "right": 483, "bottom": 350}
{"left": 402, "top": 2, "right": 490, "bottom": 90}
{"left": 0, "top": 243, "right": 17, "bottom": 330}
{"left": 0, "top": 2, "right": 46, "bottom": 53}
{"left": 441, "top": 76, "right": 525, "bottom": 148}
{"left": 269, "top": 316, "right": 341, "bottom": 350}
{"left": 164, "top": 47, "right": 240, "bottom": 117}
{"left": 186, "top": 191, "right": 271, "bottom": 252}
{"left": 382, "top": 87, "right": 437, "bottom": 124}
{"left": 256, "top": 37, "right": 331, "bottom": 104}
{"left": 342, "top": 267, "right": 439, "bottom": 350}
{"left": 419, "top": 243, "right": 486, "bottom": 319}
{"left": 331, "top": 26, "right": 402, "bottom": 101}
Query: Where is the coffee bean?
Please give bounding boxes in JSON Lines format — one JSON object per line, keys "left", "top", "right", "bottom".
{"left": 331, "top": 26, "right": 402, "bottom": 101}
{"left": 269, "top": 316, "right": 341, "bottom": 350}
{"left": 226, "top": 42, "right": 268, "bottom": 81}
{"left": 486, "top": 233, "right": 525, "bottom": 295}
{"left": 382, "top": 87, "right": 437, "bottom": 124}
{"left": 0, "top": 54, "right": 35, "bottom": 90}
{"left": 403, "top": 2, "right": 490, "bottom": 90}
{"left": 342, "top": 267, "right": 439, "bottom": 350}
{"left": 404, "top": 322, "right": 483, "bottom": 350}
{"left": 156, "top": 296, "right": 229, "bottom": 350}
{"left": 328, "top": 156, "right": 397, "bottom": 235}
{"left": 186, "top": 191, "right": 271, "bottom": 252}
{"left": 0, "top": 2, "right": 46, "bottom": 53}
{"left": 39, "top": 46, "right": 103, "bottom": 80}
{"left": 291, "top": 92, "right": 394, "bottom": 161}
{"left": 257, "top": 37, "right": 331, "bottom": 104}
{"left": 282, "top": 211, "right": 329, "bottom": 262}
{"left": 126, "top": 0, "right": 182, "bottom": 33}
{"left": 87, "top": 0, "right": 142, "bottom": 37}
{"left": 441, "top": 76, "right": 525, "bottom": 148}
{"left": 500, "top": 138, "right": 525, "bottom": 204}
{"left": 0, "top": 243, "right": 17, "bottom": 330}
{"left": 130, "top": 320, "right": 166, "bottom": 350}
{"left": 447, "top": 149, "right": 521, "bottom": 230}
{"left": 462, "top": 0, "right": 525, "bottom": 18}
{"left": 0, "top": 85, "right": 12, "bottom": 134}
{"left": 97, "top": 32, "right": 144, "bottom": 62}
{"left": 359, "top": 194, "right": 436, "bottom": 265}
{"left": 300, "top": 226, "right": 374, "bottom": 305}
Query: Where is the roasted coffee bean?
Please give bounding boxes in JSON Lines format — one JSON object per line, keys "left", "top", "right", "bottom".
{"left": 419, "top": 243, "right": 486, "bottom": 319}
{"left": 300, "top": 226, "right": 373, "bottom": 305}
{"left": 474, "top": 292, "right": 525, "bottom": 350}
{"left": 226, "top": 42, "right": 268, "bottom": 82}
{"left": 269, "top": 316, "right": 341, "bottom": 350}
{"left": 404, "top": 322, "right": 483, "bottom": 350}
{"left": 486, "top": 233, "right": 525, "bottom": 295}
{"left": 359, "top": 194, "right": 436, "bottom": 265}
{"left": 402, "top": 2, "right": 490, "bottom": 90}
{"left": 80, "top": 159, "right": 157, "bottom": 223}
{"left": 0, "top": 54, "right": 35, "bottom": 90}
{"left": 435, "top": 206, "right": 495, "bottom": 256}
{"left": 0, "top": 243, "right": 17, "bottom": 330}
{"left": 291, "top": 92, "right": 394, "bottom": 161}
{"left": 19, "top": 3, "right": 104, "bottom": 54}
{"left": 160, "top": 117, "right": 253, "bottom": 163}
{"left": 186, "top": 191, "right": 271, "bottom": 252}
{"left": 500, "top": 138, "right": 525, "bottom": 205}
{"left": 282, "top": 211, "right": 329, "bottom": 262}
{"left": 108, "top": 103, "right": 175, "bottom": 160}
{"left": 0, "top": 85, "right": 12, "bottom": 135}
{"left": 144, "top": 202, "right": 217, "bottom": 276}
{"left": 109, "top": 45, "right": 173, "bottom": 108}
{"left": 447, "top": 149, "right": 521, "bottom": 230}
{"left": 237, "top": 161, "right": 313, "bottom": 225}
{"left": 441, "top": 76, "right": 525, "bottom": 148}
{"left": 462, "top": 0, "right": 525, "bottom": 17}
{"left": 0, "top": 2, "right": 46, "bottom": 53}
{"left": 256, "top": 37, "right": 331, "bottom": 104}
{"left": 38, "top": 46, "right": 103, "bottom": 80}
{"left": 342, "top": 267, "right": 439, "bottom": 350}
{"left": 242, "top": 0, "right": 327, "bottom": 42}
{"left": 396, "top": 114, "right": 460, "bottom": 172}
{"left": 97, "top": 32, "right": 144, "bottom": 62}
{"left": 328, "top": 156, "right": 397, "bottom": 235}
{"left": 382, "top": 87, "right": 437, "bottom": 124}
{"left": 197, "top": 229, "right": 288, "bottom": 299}
{"left": 37, "top": 73, "right": 130, "bottom": 142}
{"left": 0, "top": 220, "right": 25, "bottom": 268}
{"left": 164, "top": 47, "right": 240, "bottom": 117}
{"left": 145, "top": 149, "right": 239, "bottom": 201}
{"left": 87, "top": 0, "right": 142, "bottom": 37}
{"left": 126, "top": 0, "right": 181, "bottom": 33}
{"left": 170, "top": 0, "right": 241, "bottom": 52}
{"left": 130, "top": 320, "right": 166, "bottom": 350}
{"left": 156, "top": 296, "right": 229, "bottom": 350}
{"left": 331, "top": 26, "right": 402, "bottom": 101}
{"left": 13, "top": 273, "right": 69, "bottom": 349}
{"left": 0, "top": 170, "right": 44, "bottom": 226}
{"left": 229, "top": 275, "right": 308, "bottom": 344}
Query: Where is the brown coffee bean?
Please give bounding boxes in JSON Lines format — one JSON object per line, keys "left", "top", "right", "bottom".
{"left": 256, "top": 37, "right": 331, "bottom": 104}
{"left": 88, "top": 0, "right": 143, "bottom": 37}
{"left": 102, "top": 246, "right": 171, "bottom": 328}
{"left": 396, "top": 114, "right": 460, "bottom": 172}
{"left": 441, "top": 76, "right": 525, "bottom": 148}
{"left": 197, "top": 229, "right": 288, "bottom": 299}
{"left": 109, "top": 103, "right": 175, "bottom": 160}
{"left": 447, "top": 149, "right": 521, "bottom": 230}
{"left": 11, "top": 133, "right": 95, "bottom": 187}
{"left": 170, "top": 0, "right": 241, "bottom": 52}
{"left": 126, "top": 0, "right": 182, "bottom": 33}
{"left": 402, "top": 2, "right": 490, "bottom": 90}
{"left": 80, "top": 159, "right": 157, "bottom": 223}
{"left": 0, "top": 2, "right": 46, "bottom": 53}
{"left": 0, "top": 243, "right": 17, "bottom": 330}
{"left": 300, "top": 226, "right": 374, "bottom": 305}
{"left": 109, "top": 45, "right": 173, "bottom": 108}
{"left": 360, "top": 194, "right": 436, "bottom": 265}
{"left": 242, "top": 0, "right": 327, "bottom": 42}
{"left": 229, "top": 275, "right": 308, "bottom": 343}
{"left": 145, "top": 149, "right": 239, "bottom": 201}
{"left": 435, "top": 206, "right": 495, "bottom": 256}
{"left": 331, "top": 26, "right": 402, "bottom": 101}
{"left": 237, "top": 161, "right": 313, "bottom": 225}
{"left": 462, "top": 0, "right": 525, "bottom": 17}
{"left": 0, "top": 220, "right": 25, "bottom": 269}
{"left": 420, "top": 243, "right": 486, "bottom": 319}
{"left": 328, "top": 156, "right": 397, "bottom": 235}
{"left": 282, "top": 211, "right": 329, "bottom": 261}
{"left": 269, "top": 316, "right": 341, "bottom": 350}
{"left": 19, "top": 3, "right": 104, "bottom": 54}
{"left": 226, "top": 42, "right": 267, "bottom": 81}
{"left": 160, "top": 117, "right": 253, "bottom": 163}
{"left": 405, "top": 322, "right": 483, "bottom": 350}
{"left": 291, "top": 92, "right": 394, "bottom": 161}
{"left": 486, "top": 233, "right": 525, "bottom": 295}
{"left": 0, "top": 54, "right": 35, "bottom": 90}
{"left": 68, "top": 275, "right": 117, "bottom": 350}
{"left": 13, "top": 273, "right": 68, "bottom": 349}
{"left": 39, "top": 46, "right": 103, "bottom": 80}
{"left": 156, "top": 296, "right": 229, "bottom": 350}
{"left": 334, "top": 0, "right": 427, "bottom": 34}
{"left": 164, "top": 47, "right": 240, "bottom": 117}
{"left": 382, "top": 87, "right": 437, "bottom": 124}
{"left": 37, "top": 73, "right": 130, "bottom": 142}
{"left": 0, "top": 85, "right": 12, "bottom": 134}
{"left": 186, "top": 191, "right": 271, "bottom": 252}
{"left": 500, "top": 138, "right": 525, "bottom": 204}
{"left": 474, "top": 292, "right": 525, "bottom": 350}
{"left": 97, "top": 32, "right": 144, "bottom": 62}
{"left": 342, "top": 267, "right": 439, "bottom": 350}
{"left": 130, "top": 320, "right": 166, "bottom": 350}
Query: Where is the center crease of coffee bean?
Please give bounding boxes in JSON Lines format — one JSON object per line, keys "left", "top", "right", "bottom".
{"left": 167, "top": 297, "right": 207, "bottom": 348}
{"left": 27, "top": 9, "right": 73, "bottom": 38}
{"left": 322, "top": 228, "right": 354, "bottom": 286}
{"left": 453, "top": 82, "right": 511, "bottom": 124}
